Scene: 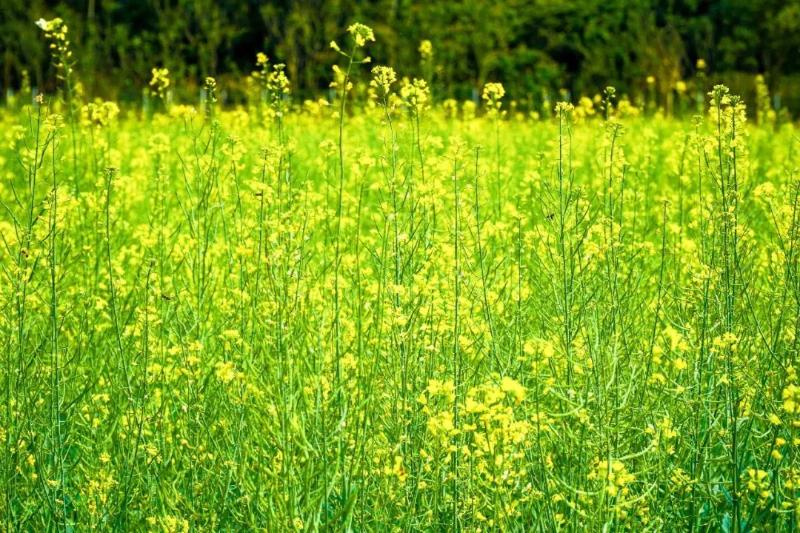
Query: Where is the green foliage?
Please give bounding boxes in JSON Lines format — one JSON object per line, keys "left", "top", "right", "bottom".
{"left": 3, "top": 0, "right": 800, "bottom": 106}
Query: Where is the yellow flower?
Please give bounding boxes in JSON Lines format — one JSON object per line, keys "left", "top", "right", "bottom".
{"left": 370, "top": 66, "right": 397, "bottom": 98}
{"left": 419, "top": 39, "right": 433, "bottom": 60}
{"left": 591, "top": 459, "right": 635, "bottom": 497}
{"left": 400, "top": 78, "right": 430, "bottom": 115}
{"left": 500, "top": 376, "right": 526, "bottom": 404}
{"left": 264, "top": 63, "right": 291, "bottom": 109}
{"left": 555, "top": 101, "right": 574, "bottom": 114}
{"left": 149, "top": 67, "right": 170, "bottom": 99}
{"left": 782, "top": 384, "right": 800, "bottom": 415}
{"left": 347, "top": 22, "right": 375, "bottom": 47}
{"left": 744, "top": 469, "right": 771, "bottom": 507}
{"left": 482, "top": 82, "right": 505, "bottom": 113}
{"left": 214, "top": 361, "right": 242, "bottom": 384}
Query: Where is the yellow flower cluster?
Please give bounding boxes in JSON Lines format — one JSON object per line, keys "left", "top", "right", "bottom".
{"left": 419, "top": 40, "right": 433, "bottom": 61}
{"left": 347, "top": 22, "right": 375, "bottom": 47}
{"left": 82, "top": 100, "right": 120, "bottom": 128}
{"left": 744, "top": 468, "right": 771, "bottom": 508}
{"left": 36, "top": 18, "right": 73, "bottom": 80}
{"left": 400, "top": 78, "right": 430, "bottom": 116}
{"left": 370, "top": 66, "right": 397, "bottom": 99}
{"left": 589, "top": 459, "right": 635, "bottom": 498}
{"left": 149, "top": 67, "right": 170, "bottom": 100}
{"left": 482, "top": 82, "right": 505, "bottom": 115}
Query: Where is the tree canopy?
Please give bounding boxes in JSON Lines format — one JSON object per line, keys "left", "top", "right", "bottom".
{"left": 3, "top": 0, "right": 800, "bottom": 108}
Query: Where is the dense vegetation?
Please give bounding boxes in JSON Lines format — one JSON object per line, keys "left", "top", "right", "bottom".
{"left": 5, "top": 0, "right": 800, "bottom": 110}
{"left": 3, "top": 12, "right": 800, "bottom": 533}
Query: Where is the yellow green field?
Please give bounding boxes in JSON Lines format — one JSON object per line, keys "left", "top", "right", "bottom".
{"left": 3, "top": 19, "right": 800, "bottom": 532}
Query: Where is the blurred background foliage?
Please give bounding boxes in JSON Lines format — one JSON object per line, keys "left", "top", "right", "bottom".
{"left": 3, "top": 0, "right": 800, "bottom": 111}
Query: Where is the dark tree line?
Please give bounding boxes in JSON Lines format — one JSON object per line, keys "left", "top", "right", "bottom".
{"left": 3, "top": 0, "right": 800, "bottom": 108}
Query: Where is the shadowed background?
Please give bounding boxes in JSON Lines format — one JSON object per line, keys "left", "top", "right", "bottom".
{"left": 3, "top": 0, "right": 800, "bottom": 112}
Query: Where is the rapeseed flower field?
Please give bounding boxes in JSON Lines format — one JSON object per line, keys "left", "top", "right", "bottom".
{"left": 2, "top": 19, "right": 800, "bottom": 532}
